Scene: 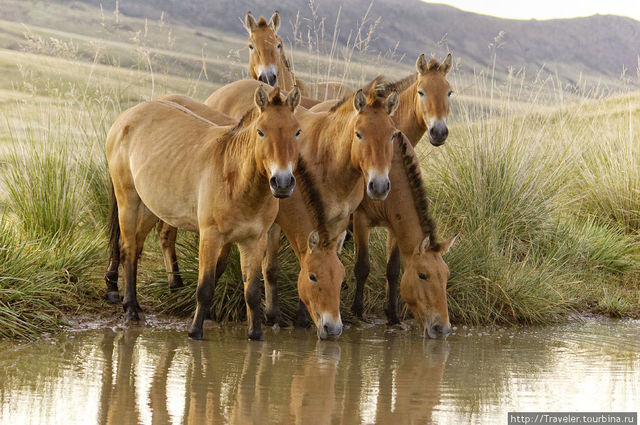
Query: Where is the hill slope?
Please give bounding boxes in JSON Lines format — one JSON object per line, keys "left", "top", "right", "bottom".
{"left": 46, "top": 0, "right": 640, "bottom": 84}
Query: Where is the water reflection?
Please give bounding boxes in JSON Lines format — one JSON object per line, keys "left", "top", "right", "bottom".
{"left": 0, "top": 320, "right": 639, "bottom": 425}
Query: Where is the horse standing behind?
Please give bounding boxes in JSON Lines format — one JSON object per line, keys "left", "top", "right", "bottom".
{"left": 245, "top": 11, "right": 354, "bottom": 101}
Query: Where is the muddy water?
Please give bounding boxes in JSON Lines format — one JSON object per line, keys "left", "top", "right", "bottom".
{"left": 0, "top": 318, "right": 638, "bottom": 425}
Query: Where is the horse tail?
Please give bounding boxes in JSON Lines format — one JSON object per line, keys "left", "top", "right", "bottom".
{"left": 107, "top": 177, "right": 120, "bottom": 269}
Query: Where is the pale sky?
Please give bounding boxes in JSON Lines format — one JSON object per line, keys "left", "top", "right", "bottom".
{"left": 423, "top": 0, "right": 640, "bottom": 21}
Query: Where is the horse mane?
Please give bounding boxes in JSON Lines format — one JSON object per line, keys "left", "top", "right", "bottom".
{"left": 397, "top": 134, "right": 439, "bottom": 250}
{"left": 295, "top": 155, "right": 331, "bottom": 244}
{"left": 217, "top": 107, "right": 259, "bottom": 144}
{"left": 328, "top": 76, "right": 385, "bottom": 113}
{"left": 376, "top": 73, "right": 417, "bottom": 97}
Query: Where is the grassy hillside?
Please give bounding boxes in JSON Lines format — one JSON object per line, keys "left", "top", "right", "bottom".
{"left": 0, "top": 1, "right": 639, "bottom": 339}
{"left": 38, "top": 0, "right": 640, "bottom": 88}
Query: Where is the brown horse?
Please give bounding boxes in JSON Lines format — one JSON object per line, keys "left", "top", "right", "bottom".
{"left": 104, "top": 95, "right": 236, "bottom": 300}
{"left": 245, "top": 11, "right": 354, "bottom": 100}
{"left": 312, "top": 53, "right": 452, "bottom": 146}
{"left": 106, "top": 86, "right": 301, "bottom": 340}
{"left": 205, "top": 78, "right": 399, "bottom": 332}
{"left": 352, "top": 133, "right": 456, "bottom": 337}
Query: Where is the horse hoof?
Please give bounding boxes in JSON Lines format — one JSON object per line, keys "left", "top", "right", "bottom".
{"left": 264, "top": 309, "right": 284, "bottom": 327}
{"left": 188, "top": 326, "right": 203, "bottom": 340}
{"left": 124, "top": 310, "right": 141, "bottom": 322}
{"left": 105, "top": 291, "right": 120, "bottom": 304}
{"left": 169, "top": 278, "right": 184, "bottom": 293}
{"left": 293, "top": 316, "right": 311, "bottom": 328}
{"left": 387, "top": 318, "right": 402, "bottom": 326}
{"left": 351, "top": 303, "right": 364, "bottom": 319}
{"left": 248, "top": 329, "right": 264, "bottom": 341}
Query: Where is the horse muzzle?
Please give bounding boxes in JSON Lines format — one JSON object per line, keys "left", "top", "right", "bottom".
{"left": 425, "top": 319, "right": 452, "bottom": 339}
{"left": 269, "top": 171, "right": 296, "bottom": 198}
{"left": 366, "top": 175, "right": 391, "bottom": 200}
{"left": 258, "top": 70, "right": 278, "bottom": 87}
{"left": 428, "top": 120, "right": 449, "bottom": 146}
{"left": 316, "top": 312, "right": 343, "bottom": 340}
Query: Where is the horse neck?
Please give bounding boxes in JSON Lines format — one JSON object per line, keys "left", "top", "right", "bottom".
{"left": 386, "top": 152, "right": 426, "bottom": 260}
{"left": 306, "top": 109, "right": 360, "bottom": 191}
{"left": 209, "top": 125, "right": 268, "bottom": 201}
{"left": 277, "top": 52, "right": 298, "bottom": 92}
{"left": 395, "top": 81, "right": 427, "bottom": 146}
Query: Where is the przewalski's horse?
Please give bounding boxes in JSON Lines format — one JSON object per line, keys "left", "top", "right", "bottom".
{"left": 245, "top": 11, "right": 354, "bottom": 101}
{"left": 106, "top": 87, "right": 301, "bottom": 341}
{"left": 352, "top": 133, "right": 456, "bottom": 337}
{"left": 376, "top": 53, "right": 452, "bottom": 146}
{"left": 312, "top": 53, "right": 452, "bottom": 146}
{"left": 104, "top": 95, "right": 236, "bottom": 301}
{"left": 205, "top": 78, "right": 400, "bottom": 333}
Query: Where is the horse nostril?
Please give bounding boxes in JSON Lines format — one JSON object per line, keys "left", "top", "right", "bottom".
{"left": 324, "top": 324, "right": 329, "bottom": 333}
{"left": 289, "top": 175, "right": 296, "bottom": 188}
{"left": 269, "top": 176, "right": 277, "bottom": 189}
{"left": 385, "top": 180, "right": 390, "bottom": 192}
{"left": 432, "top": 324, "right": 443, "bottom": 334}
{"left": 368, "top": 181, "right": 374, "bottom": 193}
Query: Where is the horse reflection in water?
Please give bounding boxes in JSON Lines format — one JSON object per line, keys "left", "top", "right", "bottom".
{"left": 95, "top": 329, "right": 449, "bottom": 424}
{"left": 98, "top": 329, "right": 142, "bottom": 425}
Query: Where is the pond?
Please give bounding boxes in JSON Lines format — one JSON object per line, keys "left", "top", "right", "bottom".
{"left": 1, "top": 318, "right": 638, "bottom": 424}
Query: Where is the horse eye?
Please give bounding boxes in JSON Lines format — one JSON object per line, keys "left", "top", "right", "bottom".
{"left": 276, "top": 43, "right": 282, "bottom": 49}
{"left": 355, "top": 131, "right": 363, "bottom": 140}
{"left": 248, "top": 44, "right": 254, "bottom": 50}
{"left": 257, "top": 129, "right": 265, "bottom": 138}
{"left": 418, "top": 89, "right": 425, "bottom": 97}
{"left": 448, "top": 90, "right": 453, "bottom": 97}
{"left": 309, "top": 273, "right": 318, "bottom": 283}
{"left": 392, "top": 131, "right": 400, "bottom": 142}
{"left": 296, "top": 129, "right": 302, "bottom": 138}
{"left": 418, "top": 273, "right": 427, "bottom": 280}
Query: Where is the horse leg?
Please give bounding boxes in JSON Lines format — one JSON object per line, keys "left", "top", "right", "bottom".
{"left": 293, "top": 299, "right": 311, "bottom": 328}
{"left": 188, "top": 226, "right": 222, "bottom": 340}
{"left": 205, "top": 243, "right": 231, "bottom": 321}
{"left": 119, "top": 200, "right": 157, "bottom": 322}
{"left": 238, "top": 235, "right": 268, "bottom": 341}
{"left": 384, "top": 232, "right": 402, "bottom": 325}
{"left": 352, "top": 212, "right": 371, "bottom": 319}
{"left": 156, "top": 221, "right": 183, "bottom": 292}
{"left": 104, "top": 239, "right": 121, "bottom": 304}
{"left": 262, "top": 224, "right": 287, "bottom": 327}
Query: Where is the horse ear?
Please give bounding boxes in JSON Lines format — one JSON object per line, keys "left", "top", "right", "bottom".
{"left": 439, "top": 234, "right": 457, "bottom": 255}
{"left": 353, "top": 89, "right": 367, "bottom": 113}
{"left": 308, "top": 230, "right": 319, "bottom": 253}
{"left": 245, "top": 11, "right": 257, "bottom": 33}
{"left": 254, "top": 86, "right": 269, "bottom": 111}
{"left": 419, "top": 235, "right": 430, "bottom": 254}
{"left": 439, "top": 53, "right": 452, "bottom": 75}
{"left": 269, "top": 10, "right": 281, "bottom": 32}
{"left": 385, "top": 91, "right": 399, "bottom": 116}
{"left": 286, "top": 86, "right": 301, "bottom": 111}
{"left": 416, "top": 53, "right": 428, "bottom": 75}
